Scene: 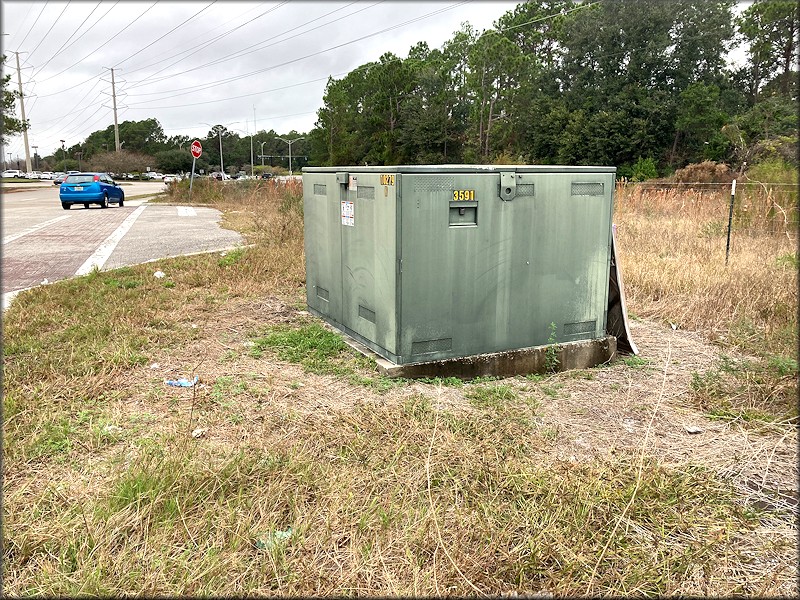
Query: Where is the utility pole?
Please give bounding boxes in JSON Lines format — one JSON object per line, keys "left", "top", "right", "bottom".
{"left": 14, "top": 52, "right": 32, "bottom": 173}
{"left": 32, "top": 145, "right": 38, "bottom": 169}
{"left": 111, "top": 68, "right": 121, "bottom": 151}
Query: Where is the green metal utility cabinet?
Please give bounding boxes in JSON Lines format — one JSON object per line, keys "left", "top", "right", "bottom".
{"left": 302, "top": 165, "right": 616, "bottom": 365}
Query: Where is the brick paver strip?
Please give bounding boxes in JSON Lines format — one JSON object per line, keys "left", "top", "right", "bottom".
{"left": 2, "top": 208, "right": 135, "bottom": 293}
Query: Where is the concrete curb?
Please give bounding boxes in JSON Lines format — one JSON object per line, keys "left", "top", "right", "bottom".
{"left": 342, "top": 334, "right": 618, "bottom": 379}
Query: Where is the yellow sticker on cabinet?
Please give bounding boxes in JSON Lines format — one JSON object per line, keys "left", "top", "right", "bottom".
{"left": 453, "top": 190, "right": 476, "bottom": 201}
{"left": 380, "top": 174, "right": 395, "bottom": 186}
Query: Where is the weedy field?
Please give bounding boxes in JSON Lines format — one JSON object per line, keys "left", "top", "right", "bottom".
{"left": 2, "top": 177, "right": 797, "bottom": 596}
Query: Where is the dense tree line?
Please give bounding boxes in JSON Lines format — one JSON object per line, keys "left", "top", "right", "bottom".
{"left": 309, "top": 0, "right": 798, "bottom": 177}
{"left": 8, "top": 0, "right": 796, "bottom": 178}
{"left": 51, "top": 120, "right": 310, "bottom": 175}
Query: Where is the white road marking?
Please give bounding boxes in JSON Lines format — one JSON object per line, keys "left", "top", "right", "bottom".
{"left": 177, "top": 206, "right": 197, "bottom": 216}
{"left": 3, "top": 215, "right": 71, "bottom": 244}
{"left": 75, "top": 205, "right": 147, "bottom": 276}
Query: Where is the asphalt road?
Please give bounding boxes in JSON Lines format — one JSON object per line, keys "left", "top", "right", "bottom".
{"left": 1, "top": 180, "right": 244, "bottom": 308}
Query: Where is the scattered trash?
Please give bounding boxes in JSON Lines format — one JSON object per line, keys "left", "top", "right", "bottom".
{"left": 153, "top": 271, "right": 166, "bottom": 279}
{"left": 149, "top": 362, "right": 160, "bottom": 370}
{"left": 219, "top": 251, "right": 227, "bottom": 257}
{"left": 622, "top": 418, "right": 636, "bottom": 433}
{"left": 684, "top": 424, "right": 704, "bottom": 434}
{"left": 165, "top": 375, "right": 200, "bottom": 387}
{"left": 191, "top": 428, "right": 207, "bottom": 439}
{"left": 254, "top": 527, "right": 292, "bottom": 550}
{"left": 243, "top": 340, "right": 255, "bottom": 347}
{"left": 102, "top": 424, "right": 123, "bottom": 435}
{"left": 190, "top": 324, "right": 197, "bottom": 329}
{"left": 670, "top": 322, "right": 678, "bottom": 330}
{"left": 41, "top": 278, "right": 50, "bottom": 285}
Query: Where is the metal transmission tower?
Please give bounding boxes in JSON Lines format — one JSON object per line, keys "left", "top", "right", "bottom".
{"left": 13, "top": 52, "right": 32, "bottom": 173}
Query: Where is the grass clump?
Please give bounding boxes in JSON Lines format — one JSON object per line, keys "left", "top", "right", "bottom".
{"left": 250, "top": 322, "right": 346, "bottom": 371}
{"left": 465, "top": 383, "right": 518, "bottom": 408}
{"left": 690, "top": 355, "right": 798, "bottom": 424}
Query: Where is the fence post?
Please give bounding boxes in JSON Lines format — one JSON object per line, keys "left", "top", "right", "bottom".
{"left": 725, "top": 179, "right": 736, "bottom": 265}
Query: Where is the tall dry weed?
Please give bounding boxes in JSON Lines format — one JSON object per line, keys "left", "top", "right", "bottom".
{"left": 614, "top": 182, "right": 797, "bottom": 358}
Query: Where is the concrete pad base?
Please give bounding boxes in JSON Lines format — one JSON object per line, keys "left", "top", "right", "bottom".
{"left": 342, "top": 335, "right": 618, "bottom": 380}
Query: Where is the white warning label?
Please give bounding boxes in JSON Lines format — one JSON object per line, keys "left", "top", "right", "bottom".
{"left": 341, "top": 200, "right": 354, "bottom": 226}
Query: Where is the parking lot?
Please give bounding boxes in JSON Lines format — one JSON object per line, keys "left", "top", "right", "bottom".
{"left": 2, "top": 180, "right": 243, "bottom": 308}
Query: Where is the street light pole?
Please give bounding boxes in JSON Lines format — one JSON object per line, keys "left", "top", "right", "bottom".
{"left": 60, "top": 140, "right": 65, "bottom": 169}
{"left": 259, "top": 141, "right": 267, "bottom": 167}
{"left": 32, "top": 145, "right": 38, "bottom": 169}
{"left": 201, "top": 122, "right": 240, "bottom": 177}
{"left": 277, "top": 137, "right": 304, "bottom": 176}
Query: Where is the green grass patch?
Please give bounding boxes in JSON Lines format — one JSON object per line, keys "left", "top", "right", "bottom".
{"left": 690, "top": 355, "right": 798, "bottom": 424}
{"left": 775, "top": 252, "right": 798, "bottom": 269}
{"left": 217, "top": 248, "right": 245, "bottom": 267}
{"left": 250, "top": 322, "right": 347, "bottom": 374}
{"left": 622, "top": 355, "right": 650, "bottom": 368}
{"left": 465, "top": 384, "right": 518, "bottom": 408}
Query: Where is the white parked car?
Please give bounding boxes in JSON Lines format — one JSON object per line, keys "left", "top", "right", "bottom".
{"left": 3, "top": 169, "right": 24, "bottom": 178}
{"left": 41, "top": 171, "right": 54, "bottom": 179}
{"left": 29, "top": 171, "right": 44, "bottom": 179}
{"left": 163, "top": 174, "right": 182, "bottom": 184}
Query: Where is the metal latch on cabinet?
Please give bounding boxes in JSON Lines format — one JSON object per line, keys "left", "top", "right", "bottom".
{"left": 500, "top": 171, "right": 517, "bottom": 201}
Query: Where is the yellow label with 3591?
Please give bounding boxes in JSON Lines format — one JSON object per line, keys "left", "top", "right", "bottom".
{"left": 380, "top": 174, "right": 395, "bottom": 186}
{"left": 453, "top": 189, "right": 476, "bottom": 201}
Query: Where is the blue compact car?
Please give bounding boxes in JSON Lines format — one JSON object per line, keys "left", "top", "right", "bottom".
{"left": 59, "top": 172, "right": 125, "bottom": 209}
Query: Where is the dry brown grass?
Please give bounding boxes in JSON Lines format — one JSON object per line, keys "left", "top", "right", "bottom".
{"left": 2, "top": 179, "right": 797, "bottom": 596}
{"left": 615, "top": 182, "right": 797, "bottom": 356}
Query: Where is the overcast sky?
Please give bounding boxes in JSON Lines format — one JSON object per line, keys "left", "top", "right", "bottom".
{"left": 1, "top": 0, "right": 520, "bottom": 161}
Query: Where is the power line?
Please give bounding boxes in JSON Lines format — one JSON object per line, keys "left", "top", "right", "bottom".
{"left": 26, "top": 1, "right": 71, "bottom": 63}
{"left": 125, "top": 1, "right": 372, "bottom": 96}
{"left": 112, "top": 1, "right": 218, "bottom": 69}
{"left": 125, "top": 0, "right": 470, "bottom": 102}
{"left": 13, "top": 1, "right": 48, "bottom": 51}
{"left": 124, "top": 1, "right": 290, "bottom": 85}
{"left": 125, "top": 0, "right": 373, "bottom": 91}
{"left": 497, "top": 0, "right": 601, "bottom": 34}
{"left": 32, "top": 72, "right": 103, "bottom": 99}
{"left": 120, "top": 2, "right": 270, "bottom": 76}
{"left": 36, "top": 2, "right": 157, "bottom": 84}
{"left": 31, "top": 1, "right": 105, "bottom": 78}
{"left": 32, "top": 80, "right": 105, "bottom": 134}
{"left": 128, "top": 74, "right": 332, "bottom": 109}
{"left": 7, "top": 3, "right": 35, "bottom": 49}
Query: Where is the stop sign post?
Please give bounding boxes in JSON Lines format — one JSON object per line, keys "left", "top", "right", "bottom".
{"left": 189, "top": 140, "right": 202, "bottom": 197}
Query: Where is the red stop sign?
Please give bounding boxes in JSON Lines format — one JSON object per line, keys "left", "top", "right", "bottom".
{"left": 190, "top": 140, "right": 202, "bottom": 158}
